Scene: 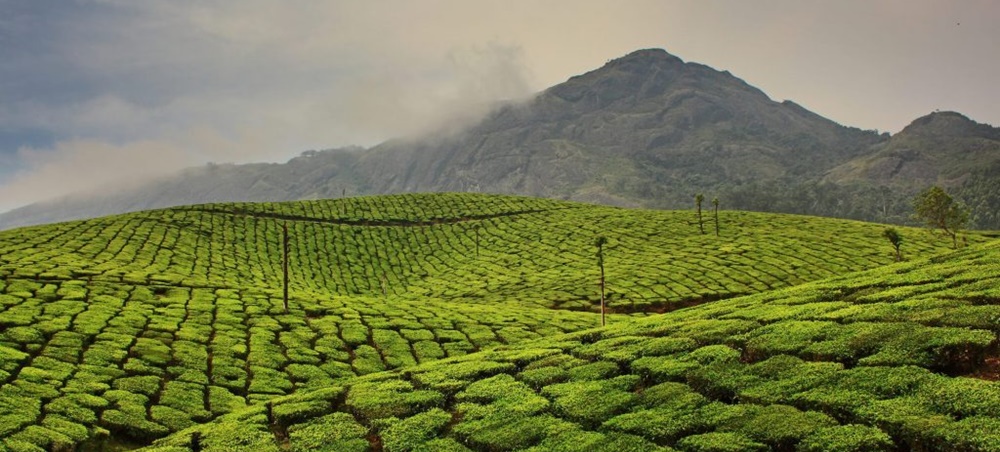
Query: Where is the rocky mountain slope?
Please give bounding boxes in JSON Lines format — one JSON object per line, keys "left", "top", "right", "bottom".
{"left": 3, "top": 48, "right": 999, "bottom": 230}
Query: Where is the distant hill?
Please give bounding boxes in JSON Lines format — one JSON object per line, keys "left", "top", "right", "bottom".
{"left": 351, "top": 49, "right": 881, "bottom": 203}
{"left": 3, "top": 49, "right": 999, "bottom": 230}
{"left": 825, "top": 111, "right": 1000, "bottom": 227}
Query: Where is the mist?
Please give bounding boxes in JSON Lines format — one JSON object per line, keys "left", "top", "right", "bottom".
{"left": 2, "top": 1, "right": 999, "bottom": 213}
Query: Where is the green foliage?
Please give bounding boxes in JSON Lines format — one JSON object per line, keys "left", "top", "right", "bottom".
{"left": 796, "top": 424, "right": 895, "bottom": 452}
{"left": 286, "top": 412, "right": 369, "bottom": 452}
{"left": 913, "top": 185, "right": 969, "bottom": 247}
{"left": 542, "top": 375, "right": 639, "bottom": 427}
{"left": 1, "top": 193, "right": 998, "bottom": 451}
{"left": 882, "top": 227, "right": 903, "bottom": 261}
{"left": 378, "top": 408, "right": 451, "bottom": 452}
{"left": 675, "top": 432, "right": 768, "bottom": 452}
{"left": 347, "top": 380, "right": 444, "bottom": 422}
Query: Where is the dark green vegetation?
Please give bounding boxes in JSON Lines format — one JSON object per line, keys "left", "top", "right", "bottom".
{"left": 0, "top": 193, "right": 993, "bottom": 450}
{"left": 914, "top": 186, "right": 970, "bottom": 248}
{"left": 5, "top": 51, "right": 1000, "bottom": 232}
{"left": 145, "top": 239, "right": 1000, "bottom": 452}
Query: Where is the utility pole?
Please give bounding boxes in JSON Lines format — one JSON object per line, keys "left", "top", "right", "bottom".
{"left": 595, "top": 236, "right": 607, "bottom": 327}
{"left": 282, "top": 222, "right": 289, "bottom": 313}
{"left": 473, "top": 224, "right": 481, "bottom": 258}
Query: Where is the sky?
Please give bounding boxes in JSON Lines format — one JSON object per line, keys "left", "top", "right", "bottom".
{"left": 0, "top": 0, "right": 998, "bottom": 212}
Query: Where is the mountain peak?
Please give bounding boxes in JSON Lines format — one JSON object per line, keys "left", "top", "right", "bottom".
{"left": 611, "top": 48, "right": 684, "bottom": 64}
{"left": 900, "top": 111, "right": 999, "bottom": 138}
{"left": 598, "top": 48, "right": 685, "bottom": 75}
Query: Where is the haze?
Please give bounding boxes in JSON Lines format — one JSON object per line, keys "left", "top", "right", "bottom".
{"left": 1, "top": 0, "right": 998, "bottom": 213}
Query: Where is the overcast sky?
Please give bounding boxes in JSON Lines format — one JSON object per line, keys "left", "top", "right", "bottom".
{"left": 1, "top": 0, "right": 998, "bottom": 212}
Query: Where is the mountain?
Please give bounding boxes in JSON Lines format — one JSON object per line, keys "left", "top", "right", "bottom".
{"left": 351, "top": 49, "right": 881, "bottom": 203}
{"left": 0, "top": 148, "right": 367, "bottom": 230}
{"left": 2, "top": 48, "right": 998, "bottom": 230}
{"left": 827, "top": 111, "right": 1000, "bottom": 187}
{"left": 825, "top": 111, "right": 1000, "bottom": 227}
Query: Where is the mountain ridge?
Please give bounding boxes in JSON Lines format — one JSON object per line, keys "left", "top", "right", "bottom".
{"left": 2, "top": 48, "right": 999, "bottom": 230}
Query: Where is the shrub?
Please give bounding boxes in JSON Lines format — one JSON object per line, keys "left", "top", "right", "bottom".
{"left": 675, "top": 432, "right": 768, "bottom": 452}
{"left": 519, "top": 366, "right": 569, "bottom": 389}
{"left": 603, "top": 406, "right": 703, "bottom": 444}
{"left": 113, "top": 375, "right": 162, "bottom": 397}
{"left": 100, "top": 409, "right": 170, "bottom": 441}
{"left": 149, "top": 405, "right": 195, "bottom": 431}
{"left": 453, "top": 413, "right": 570, "bottom": 451}
{"left": 567, "top": 360, "right": 619, "bottom": 381}
{"left": 287, "top": 412, "right": 369, "bottom": 452}
{"left": 796, "top": 424, "right": 894, "bottom": 452}
{"left": 542, "top": 376, "right": 639, "bottom": 427}
{"left": 347, "top": 380, "right": 445, "bottom": 422}
{"left": 4, "top": 425, "right": 74, "bottom": 451}
{"left": 273, "top": 400, "right": 331, "bottom": 426}
{"left": 379, "top": 408, "right": 451, "bottom": 452}
{"left": 731, "top": 404, "right": 837, "bottom": 449}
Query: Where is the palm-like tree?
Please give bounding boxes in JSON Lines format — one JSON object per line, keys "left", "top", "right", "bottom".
{"left": 695, "top": 194, "right": 705, "bottom": 234}
{"left": 712, "top": 197, "right": 720, "bottom": 237}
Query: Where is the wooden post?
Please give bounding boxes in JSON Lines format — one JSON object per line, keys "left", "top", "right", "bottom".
{"left": 282, "top": 222, "right": 289, "bottom": 313}
{"left": 595, "top": 236, "right": 607, "bottom": 327}
{"left": 599, "top": 258, "right": 606, "bottom": 327}
{"left": 474, "top": 224, "right": 481, "bottom": 258}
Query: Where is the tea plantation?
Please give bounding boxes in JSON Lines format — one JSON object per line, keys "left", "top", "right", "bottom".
{"left": 145, "top": 240, "right": 1000, "bottom": 452}
{"left": 0, "top": 193, "right": 993, "bottom": 450}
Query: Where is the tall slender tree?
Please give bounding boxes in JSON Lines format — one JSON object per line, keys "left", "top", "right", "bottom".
{"left": 595, "top": 236, "right": 608, "bottom": 327}
{"left": 882, "top": 228, "right": 903, "bottom": 262}
{"left": 695, "top": 194, "right": 705, "bottom": 234}
{"left": 712, "top": 197, "right": 720, "bottom": 237}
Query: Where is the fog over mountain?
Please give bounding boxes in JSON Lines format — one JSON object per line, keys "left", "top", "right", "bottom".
{"left": 3, "top": 48, "right": 999, "bottom": 230}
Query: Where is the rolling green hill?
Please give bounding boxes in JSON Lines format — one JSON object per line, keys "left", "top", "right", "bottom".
{"left": 143, "top": 239, "right": 1000, "bottom": 452}
{"left": 0, "top": 193, "right": 992, "bottom": 450}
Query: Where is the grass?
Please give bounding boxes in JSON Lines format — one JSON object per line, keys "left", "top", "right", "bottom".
{"left": 0, "top": 192, "right": 993, "bottom": 450}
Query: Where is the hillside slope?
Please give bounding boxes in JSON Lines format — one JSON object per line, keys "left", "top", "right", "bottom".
{"left": 0, "top": 193, "right": 971, "bottom": 312}
{"left": 0, "top": 48, "right": 892, "bottom": 230}
{"left": 145, "top": 239, "right": 1000, "bottom": 452}
{"left": 4, "top": 50, "right": 998, "bottom": 231}
{"left": 0, "top": 193, "right": 981, "bottom": 450}
{"left": 826, "top": 111, "right": 1000, "bottom": 226}
{"left": 353, "top": 49, "right": 881, "bottom": 203}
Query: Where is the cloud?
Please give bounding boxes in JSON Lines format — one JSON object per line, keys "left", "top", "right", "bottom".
{"left": 0, "top": 139, "right": 196, "bottom": 212}
{"left": 0, "top": 2, "right": 545, "bottom": 210}
{"left": 1, "top": 0, "right": 999, "bottom": 212}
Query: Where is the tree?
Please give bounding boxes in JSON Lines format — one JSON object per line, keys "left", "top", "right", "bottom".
{"left": 712, "top": 197, "right": 720, "bottom": 237}
{"left": 595, "top": 236, "right": 608, "bottom": 327}
{"left": 695, "top": 193, "right": 705, "bottom": 234}
{"left": 913, "top": 186, "right": 969, "bottom": 248}
{"left": 882, "top": 227, "right": 903, "bottom": 261}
